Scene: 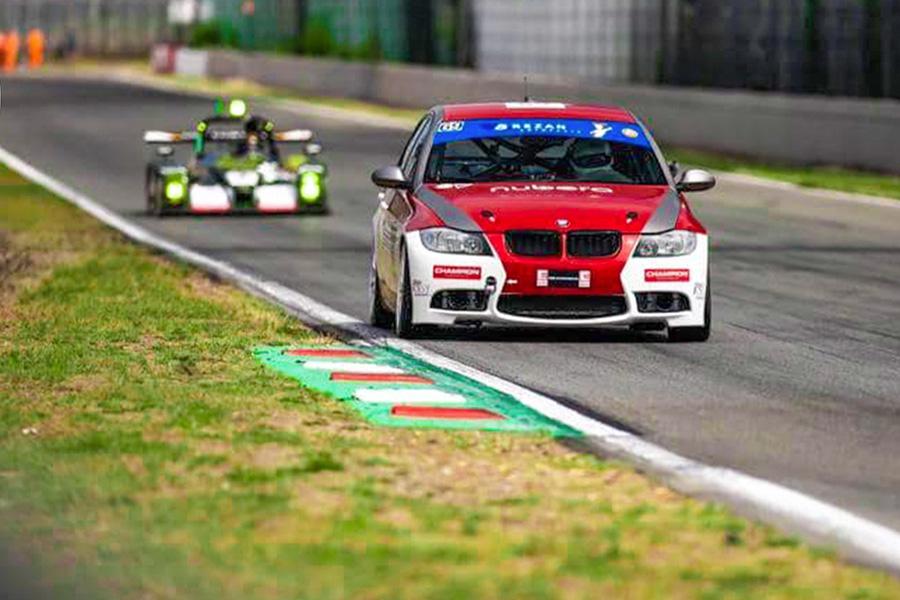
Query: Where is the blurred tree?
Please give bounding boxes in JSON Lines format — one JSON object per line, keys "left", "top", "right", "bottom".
{"left": 862, "top": 0, "right": 883, "bottom": 97}
{"left": 405, "top": 0, "right": 433, "bottom": 63}
{"left": 803, "top": 0, "right": 825, "bottom": 93}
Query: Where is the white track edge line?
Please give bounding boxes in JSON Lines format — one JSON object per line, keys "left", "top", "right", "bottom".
{"left": 2, "top": 143, "right": 900, "bottom": 576}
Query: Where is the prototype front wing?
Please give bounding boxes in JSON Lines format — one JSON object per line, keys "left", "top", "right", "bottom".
{"left": 165, "top": 183, "right": 318, "bottom": 214}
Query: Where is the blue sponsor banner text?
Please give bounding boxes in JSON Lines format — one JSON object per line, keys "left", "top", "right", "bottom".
{"left": 433, "top": 118, "right": 651, "bottom": 149}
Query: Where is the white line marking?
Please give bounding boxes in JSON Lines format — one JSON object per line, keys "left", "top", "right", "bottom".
{"left": 2, "top": 145, "right": 900, "bottom": 576}
{"left": 354, "top": 389, "right": 467, "bottom": 404}
{"left": 303, "top": 361, "right": 403, "bottom": 374}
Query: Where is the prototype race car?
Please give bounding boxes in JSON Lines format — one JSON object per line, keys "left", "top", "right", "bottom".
{"left": 143, "top": 99, "right": 327, "bottom": 215}
{"left": 369, "top": 102, "right": 715, "bottom": 342}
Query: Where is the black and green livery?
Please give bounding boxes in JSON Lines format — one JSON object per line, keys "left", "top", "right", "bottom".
{"left": 143, "top": 99, "right": 328, "bottom": 216}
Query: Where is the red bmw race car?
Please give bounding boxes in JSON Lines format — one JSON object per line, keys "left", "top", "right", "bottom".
{"left": 368, "top": 102, "right": 715, "bottom": 342}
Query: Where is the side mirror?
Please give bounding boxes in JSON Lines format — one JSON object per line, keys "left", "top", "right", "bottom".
{"left": 371, "top": 165, "right": 409, "bottom": 190}
{"left": 676, "top": 169, "right": 716, "bottom": 193}
{"left": 156, "top": 145, "right": 174, "bottom": 158}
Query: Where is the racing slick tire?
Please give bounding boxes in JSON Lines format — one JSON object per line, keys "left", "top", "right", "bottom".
{"left": 145, "top": 167, "right": 164, "bottom": 218}
{"left": 368, "top": 256, "right": 393, "bottom": 329}
{"left": 394, "top": 250, "right": 416, "bottom": 338}
{"left": 394, "top": 249, "right": 433, "bottom": 339}
{"left": 668, "top": 283, "right": 711, "bottom": 343}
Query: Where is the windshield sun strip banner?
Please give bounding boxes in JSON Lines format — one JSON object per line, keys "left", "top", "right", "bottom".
{"left": 433, "top": 118, "right": 651, "bottom": 149}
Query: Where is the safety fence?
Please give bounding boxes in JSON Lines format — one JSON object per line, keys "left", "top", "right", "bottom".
{"left": 196, "top": 48, "right": 900, "bottom": 173}
{"left": 0, "top": 0, "right": 172, "bottom": 57}
{"left": 198, "top": 0, "right": 460, "bottom": 65}
{"left": 196, "top": 0, "right": 900, "bottom": 99}
{"left": 3, "top": 0, "right": 899, "bottom": 99}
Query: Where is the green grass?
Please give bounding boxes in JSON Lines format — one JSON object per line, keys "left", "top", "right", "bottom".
{"left": 669, "top": 148, "right": 900, "bottom": 200}
{"left": 1, "top": 163, "right": 899, "bottom": 598}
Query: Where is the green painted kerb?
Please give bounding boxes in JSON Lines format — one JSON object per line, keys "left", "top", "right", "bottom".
{"left": 254, "top": 345, "right": 579, "bottom": 437}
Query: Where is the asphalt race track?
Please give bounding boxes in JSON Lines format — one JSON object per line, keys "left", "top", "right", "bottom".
{"left": 3, "top": 76, "right": 900, "bottom": 531}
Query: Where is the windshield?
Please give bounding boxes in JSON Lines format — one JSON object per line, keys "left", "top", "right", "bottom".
{"left": 425, "top": 118, "right": 666, "bottom": 185}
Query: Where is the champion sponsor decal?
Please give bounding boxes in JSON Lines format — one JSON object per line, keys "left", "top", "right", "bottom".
{"left": 622, "top": 127, "right": 640, "bottom": 139}
{"left": 433, "top": 265, "right": 482, "bottom": 280}
{"left": 645, "top": 269, "right": 690, "bottom": 283}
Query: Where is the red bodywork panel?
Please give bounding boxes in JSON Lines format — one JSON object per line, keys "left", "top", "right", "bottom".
{"left": 406, "top": 196, "right": 444, "bottom": 230}
{"left": 411, "top": 183, "right": 685, "bottom": 296}
{"left": 675, "top": 197, "right": 707, "bottom": 234}
{"left": 426, "top": 183, "right": 669, "bottom": 234}
{"left": 489, "top": 232, "right": 639, "bottom": 295}
{"left": 400, "top": 102, "right": 706, "bottom": 298}
{"left": 442, "top": 103, "right": 636, "bottom": 123}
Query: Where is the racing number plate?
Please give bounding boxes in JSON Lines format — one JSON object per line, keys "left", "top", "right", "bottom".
{"left": 536, "top": 270, "right": 591, "bottom": 289}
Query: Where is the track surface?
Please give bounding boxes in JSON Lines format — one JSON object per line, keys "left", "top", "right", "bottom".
{"left": 3, "top": 76, "right": 900, "bottom": 530}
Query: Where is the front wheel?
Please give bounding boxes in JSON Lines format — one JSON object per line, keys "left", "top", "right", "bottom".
{"left": 394, "top": 249, "right": 420, "bottom": 339}
{"left": 145, "top": 168, "right": 165, "bottom": 217}
{"left": 668, "top": 283, "right": 711, "bottom": 343}
{"left": 368, "top": 256, "right": 393, "bottom": 329}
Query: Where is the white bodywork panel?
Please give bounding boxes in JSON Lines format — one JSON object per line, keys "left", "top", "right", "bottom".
{"left": 189, "top": 184, "right": 231, "bottom": 213}
{"left": 254, "top": 184, "right": 298, "bottom": 212}
{"left": 405, "top": 231, "right": 709, "bottom": 328}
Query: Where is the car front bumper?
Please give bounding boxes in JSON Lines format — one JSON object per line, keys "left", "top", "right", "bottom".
{"left": 405, "top": 232, "right": 709, "bottom": 328}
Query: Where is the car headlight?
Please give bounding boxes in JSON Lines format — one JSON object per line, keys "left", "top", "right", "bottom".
{"left": 420, "top": 228, "right": 491, "bottom": 255}
{"left": 299, "top": 171, "right": 323, "bottom": 203}
{"left": 634, "top": 231, "right": 697, "bottom": 257}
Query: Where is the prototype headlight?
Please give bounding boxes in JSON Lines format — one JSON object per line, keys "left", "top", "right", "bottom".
{"left": 163, "top": 172, "right": 188, "bottom": 204}
{"left": 420, "top": 228, "right": 491, "bottom": 255}
{"left": 299, "top": 171, "right": 323, "bottom": 203}
{"left": 165, "top": 181, "right": 186, "bottom": 201}
{"left": 634, "top": 230, "right": 697, "bottom": 257}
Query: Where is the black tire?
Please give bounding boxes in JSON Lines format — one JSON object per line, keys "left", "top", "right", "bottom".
{"left": 668, "top": 282, "right": 711, "bottom": 343}
{"left": 368, "top": 256, "right": 393, "bottom": 329}
{"left": 145, "top": 168, "right": 164, "bottom": 217}
{"left": 393, "top": 250, "right": 419, "bottom": 339}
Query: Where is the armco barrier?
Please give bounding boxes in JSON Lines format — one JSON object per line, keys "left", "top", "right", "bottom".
{"left": 182, "top": 48, "right": 900, "bottom": 173}
{"left": 173, "top": 48, "right": 209, "bottom": 78}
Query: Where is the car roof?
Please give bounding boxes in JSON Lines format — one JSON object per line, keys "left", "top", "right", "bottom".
{"left": 439, "top": 102, "right": 636, "bottom": 123}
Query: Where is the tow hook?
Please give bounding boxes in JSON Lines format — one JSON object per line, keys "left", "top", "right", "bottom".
{"left": 484, "top": 276, "right": 497, "bottom": 298}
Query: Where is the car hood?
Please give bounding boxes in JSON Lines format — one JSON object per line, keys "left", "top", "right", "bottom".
{"left": 422, "top": 183, "right": 674, "bottom": 234}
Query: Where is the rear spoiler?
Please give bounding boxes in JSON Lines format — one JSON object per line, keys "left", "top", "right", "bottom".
{"left": 273, "top": 129, "right": 314, "bottom": 143}
{"left": 145, "top": 129, "right": 314, "bottom": 144}
{"left": 143, "top": 130, "right": 196, "bottom": 144}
